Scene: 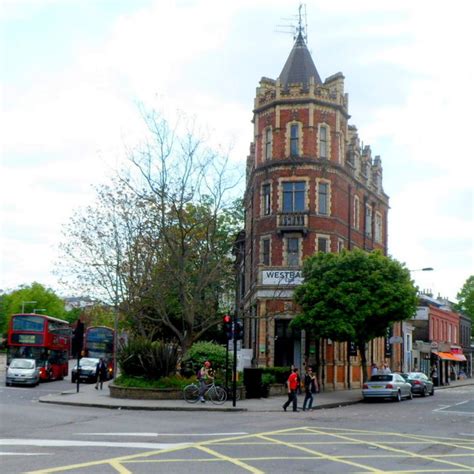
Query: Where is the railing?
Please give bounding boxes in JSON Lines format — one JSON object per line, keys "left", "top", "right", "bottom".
{"left": 277, "top": 212, "right": 308, "bottom": 233}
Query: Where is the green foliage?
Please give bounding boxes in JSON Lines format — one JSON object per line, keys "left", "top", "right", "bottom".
{"left": 261, "top": 373, "right": 277, "bottom": 386}
{"left": 262, "top": 367, "right": 291, "bottom": 384}
{"left": 117, "top": 336, "right": 180, "bottom": 379}
{"left": 0, "top": 283, "right": 68, "bottom": 334}
{"left": 114, "top": 374, "right": 194, "bottom": 389}
{"left": 181, "top": 341, "right": 228, "bottom": 376}
{"left": 293, "top": 249, "right": 418, "bottom": 344}
{"left": 455, "top": 276, "right": 474, "bottom": 335}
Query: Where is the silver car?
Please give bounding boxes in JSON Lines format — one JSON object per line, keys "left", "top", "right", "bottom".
{"left": 362, "top": 373, "right": 413, "bottom": 402}
{"left": 5, "top": 358, "right": 40, "bottom": 387}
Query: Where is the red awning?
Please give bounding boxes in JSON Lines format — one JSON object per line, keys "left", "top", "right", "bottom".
{"left": 434, "top": 351, "right": 457, "bottom": 361}
{"left": 434, "top": 351, "right": 467, "bottom": 362}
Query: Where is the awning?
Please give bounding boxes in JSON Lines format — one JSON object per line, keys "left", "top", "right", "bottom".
{"left": 434, "top": 351, "right": 467, "bottom": 362}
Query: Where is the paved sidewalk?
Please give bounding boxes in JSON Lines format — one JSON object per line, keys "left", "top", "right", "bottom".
{"left": 38, "top": 378, "right": 474, "bottom": 413}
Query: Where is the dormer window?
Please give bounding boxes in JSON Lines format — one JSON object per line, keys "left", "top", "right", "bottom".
{"left": 290, "top": 124, "right": 299, "bottom": 157}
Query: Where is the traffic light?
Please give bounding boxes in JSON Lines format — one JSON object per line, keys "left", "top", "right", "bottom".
{"left": 234, "top": 321, "right": 243, "bottom": 341}
{"left": 223, "top": 314, "right": 232, "bottom": 340}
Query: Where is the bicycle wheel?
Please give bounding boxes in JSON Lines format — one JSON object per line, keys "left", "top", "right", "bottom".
{"left": 209, "top": 386, "right": 227, "bottom": 405}
{"left": 183, "top": 384, "right": 200, "bottom": 403}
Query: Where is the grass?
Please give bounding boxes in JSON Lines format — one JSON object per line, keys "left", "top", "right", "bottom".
{"left": 114, "top": 374, "right": 196, "bottom": 390}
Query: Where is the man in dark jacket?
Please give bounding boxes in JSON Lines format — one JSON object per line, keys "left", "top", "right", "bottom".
{"left": 95, "top": 358, "right": 108, "bottom": 390}
{"left": 302, "top": 367, "right": 318, "bottom": 411}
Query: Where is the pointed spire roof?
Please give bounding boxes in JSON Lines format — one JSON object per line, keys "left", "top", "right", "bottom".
{"left": 278, "top": 31, "right": 322, "bottom": 88}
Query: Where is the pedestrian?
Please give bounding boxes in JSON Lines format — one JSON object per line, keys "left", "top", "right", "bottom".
{"left": 283, "top": 367, "right": 299, "bottom": 412}
{"left": 95, "top": 358, "right": 108, "bottom": 390}
{"left": 302, "top": 367, "right": 318, "bottom": 411}
{"left": 371, "top": 363, "right": 378, "bottom": 376}
{"left": 197, "top": 360, "right": 214, "bottom": 403}
{"left": 381, "top": 363, "right": 391, "bottom": 375}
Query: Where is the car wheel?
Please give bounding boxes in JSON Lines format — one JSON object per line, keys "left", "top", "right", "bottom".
{"left": 421, "top": 386, "right": 428, "bottom": 397}
{"left": 395, "top": 391, "right": 402, "bottom": 402}
{"left": 71, "top": 376, "right": 76, "bottom": 383}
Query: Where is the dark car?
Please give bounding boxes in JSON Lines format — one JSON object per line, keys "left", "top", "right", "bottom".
{"left": 405, "top": 372, "right": 434, "bottom": 397}
{"left": 71, "top": 357, "right": 99, "bottom": 383}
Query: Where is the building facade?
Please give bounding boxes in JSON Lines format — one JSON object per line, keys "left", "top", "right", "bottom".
{"left": 238, "top": 29, "right": 390, "bottom": 388}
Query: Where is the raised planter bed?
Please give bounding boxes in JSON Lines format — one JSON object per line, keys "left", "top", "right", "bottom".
{"left": 109, "top": 384, "right": 183, "bottom": 400}
{"left": 110, "top": 384, "right": 246, "bottom": 400}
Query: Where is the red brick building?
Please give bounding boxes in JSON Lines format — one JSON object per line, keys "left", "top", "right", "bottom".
{"left": 237, "top": 28, "right": 390, "bottom": 388}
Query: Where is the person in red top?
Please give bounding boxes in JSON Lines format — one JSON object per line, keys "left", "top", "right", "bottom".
{"left": 283, "top": 367, "right": 299, "bottom": 412}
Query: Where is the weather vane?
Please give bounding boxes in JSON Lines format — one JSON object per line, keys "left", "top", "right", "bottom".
{"left": 275, "top": 3, "right": 308, "bottom": 42}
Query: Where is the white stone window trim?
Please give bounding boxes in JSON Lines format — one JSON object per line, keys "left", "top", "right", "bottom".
{"left": 263, "top": 126, "right": 273, "bottom": 161}
{"left": 260, "top": 235, "right": 272, "bottom": 266}
{"left": 285, "top": 121, "right": 303, "bottom": 157}
{"left": 353, "top": 195, "right": 360, "bottom": 230}
{"left": 337, "top": 238, "right": 345, "bottom": 253}
{"left": 278, "top": 177, "right": 310, "bottom": 213}
{"left": 315, "top": 178, "right": 332, "bottom": 216}
{"left": 365, "top": 203, "right": 373, "bottom": 238}
{"left": 374, "top": 211, "right": 383, "bottom": 243}
{"left": 315, "top": 233, "right": 331, "bottom": 253}
{"left": 283, "top": 234, "right": 302, "bottom": 267}
{"left": 318, "top": 123, "right": 331, "bottom": 160}
{"left": 261, "top": 181, "right": 272, "bottom": 217}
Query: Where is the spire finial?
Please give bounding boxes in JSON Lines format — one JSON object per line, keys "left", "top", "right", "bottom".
{"left": 296, "top": 3, "right": 307, "bottom": 43}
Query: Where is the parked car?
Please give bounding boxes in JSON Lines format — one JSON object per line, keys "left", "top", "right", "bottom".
{"left": 362, "top": 373, "right": 413, "bottom": 402}
{"left": 5, "top": 358, "right": 40, "bottom": 387}
{"left": 405, "top": 372, "right": 434, "bottom": 397}
{"left": 71, "top": 357, "right": 99, "bottom": 383}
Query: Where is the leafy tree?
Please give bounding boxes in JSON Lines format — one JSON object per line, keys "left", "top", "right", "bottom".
{"left": 1, "top": 283, "right": 68, "bottom": 333}
{"left": 455, "top": 275, "right": 474, "bottom": 335}
{"left": 58, "top": 110, "right": 242, "bottom": 353}
{"left": 292, "top": 249, "right": 418, "bottom": 381}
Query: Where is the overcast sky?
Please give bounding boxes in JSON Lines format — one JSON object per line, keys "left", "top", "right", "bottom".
{"left": 1, "top": 0, "right": 473, "bottom": 300}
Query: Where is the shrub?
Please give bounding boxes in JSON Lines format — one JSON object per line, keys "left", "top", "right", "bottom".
{"left": 181, "top": 341, "right": 228, "bottom": 376}
{"left": 117, "top": 336, "right": 180, "bottom": 379}
{"left": 262, "top": 366, "right": 291, "bottom": 384}
{"left": 261, "top": 373, "right": 277, "bottom": 386}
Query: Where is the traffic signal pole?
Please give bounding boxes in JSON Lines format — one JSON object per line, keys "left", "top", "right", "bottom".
{"left": 232, "top": 314, "right": 237, "bottom": 408}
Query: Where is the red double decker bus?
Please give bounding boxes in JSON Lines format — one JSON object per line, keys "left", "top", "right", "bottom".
{"left": 83, "top": 326, "right": 114, "bottom": 378}
{"left": 7, "top": 314, "right": 71, "bottom": 381}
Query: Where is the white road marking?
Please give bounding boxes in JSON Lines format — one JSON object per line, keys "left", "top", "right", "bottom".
{"left": 0, "top": 439, "right": 190, "bottom": 450}
{"left": 77, "top": 432, "right": 248, "bottom": 437}
{"left": 0, "top": 452, "right": 51, "bottom": 456}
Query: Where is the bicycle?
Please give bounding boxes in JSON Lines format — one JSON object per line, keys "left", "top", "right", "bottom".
{"left": 183, "top": 381, "right": 227, "bottom": 405}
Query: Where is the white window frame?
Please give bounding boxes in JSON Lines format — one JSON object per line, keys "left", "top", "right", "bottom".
{"left": 286, "top": 121, "right": 303, "bottom": 157}
{"left": 316, "top": 234, "right": 330, "bottom": 253}
{"left": 353, "top": 195, "right": 360, "bottom": 230}
{"left": 374, "top": 211, "right": 383, "bottom": 243}
{"left": 264, "top": 127, "right": 272, "bottom": 161}
{"left": 262, "top": 183, "right": 271, "bottom": 216}
{"left": 318, "top": 124, "right": 329, "bottom": 159}
{"left": 316, "top": 178, "right": 331, "bottom": 216}
{"left": 261, "top": 237, "right": 271, "bottom": 266}
{"left": 365, "top": 204, "right": 373, "bottom": 238}
{"left": 285, "top": 236, "right": 301, "bottom": 266}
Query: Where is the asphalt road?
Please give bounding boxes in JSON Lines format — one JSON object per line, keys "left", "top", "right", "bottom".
{"left": 1, "top": 377, "right": 473, "bottom": 474}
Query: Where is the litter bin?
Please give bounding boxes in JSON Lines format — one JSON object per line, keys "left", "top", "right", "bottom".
{"left": 244, "top": 368, "right": 263, "bottom": 398}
